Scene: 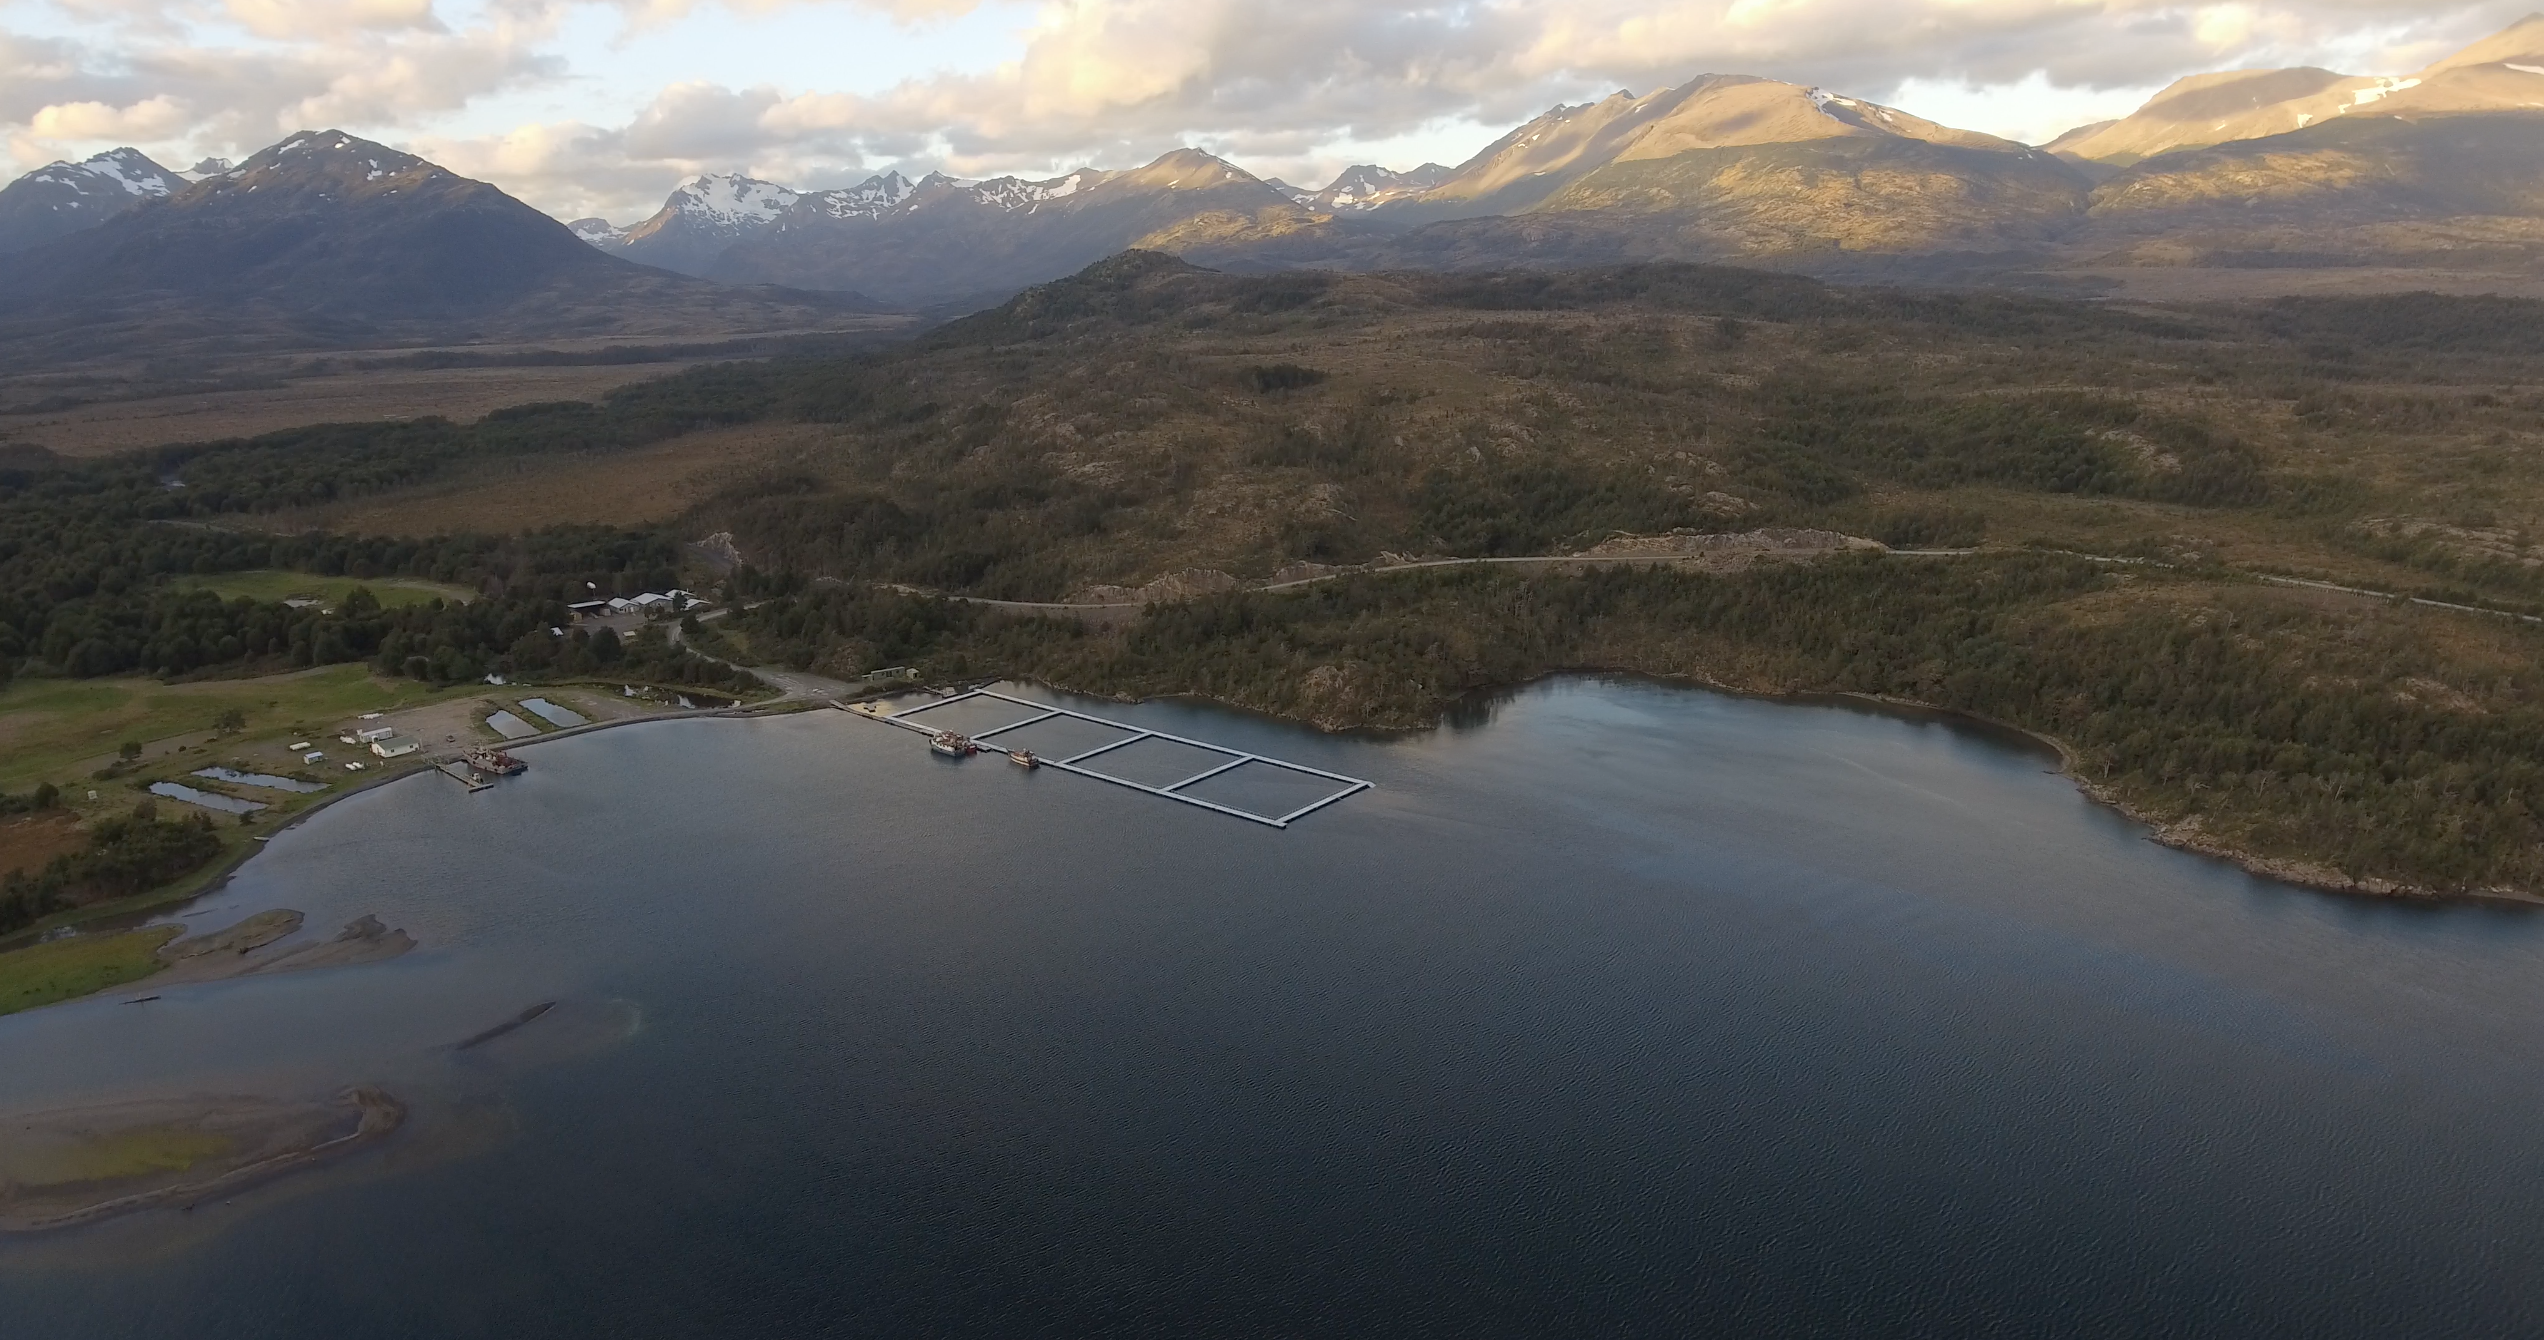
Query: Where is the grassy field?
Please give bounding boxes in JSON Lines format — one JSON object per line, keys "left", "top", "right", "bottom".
{"left": 0, "top": 664, "right": 485, "bottom": 791}
{"left": 0, "top": 926, "right": 180, "bottom": 1016}
{"left": 171, "top": 570, "right": 475, "bottom": 608}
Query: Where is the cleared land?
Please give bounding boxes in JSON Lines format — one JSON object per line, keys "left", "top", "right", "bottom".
{"left": 254, "top": 422, "right": 838, "bottom": 537}
{"left": 0, "top": 362, "right": 716, "bottom": 459}
{"left": 171, "top": 571, "right": 476, "bottom": 608}
{"left": 0, "top": 665, "right": 485, "bottom": 792}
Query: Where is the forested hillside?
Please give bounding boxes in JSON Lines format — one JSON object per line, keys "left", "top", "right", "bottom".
{"left": 5, "top": 252, "right": 2543, "bottom": 898}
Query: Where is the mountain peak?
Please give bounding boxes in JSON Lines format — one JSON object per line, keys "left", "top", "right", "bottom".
{"left": 0, "top": 147, "right": 185, "bottom": 256}
{"left": 2420, "top": 13, "right": 2544, "bottom": 77}
{"left": 1118, "top": 148, "right": 1252, "bottom": 190}
{"left": 215, "top": 131, "right": 440, "bottom": 200}
{"left": 671, "top": 172, "right": 800, "bottom": 227}
{"left": 809, "top": 169, "right": 919, "bottom": 220}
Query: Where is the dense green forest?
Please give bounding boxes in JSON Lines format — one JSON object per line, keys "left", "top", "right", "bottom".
{"left": 0, "top": 448, "right": 748, "bottom": 690}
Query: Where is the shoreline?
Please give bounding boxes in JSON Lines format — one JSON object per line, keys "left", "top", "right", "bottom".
{"left": 993, "top": 668, "right": 2537, "bottom": 910}
{"left": 31, "top": 660, "right": 2519, "bottom": 985}
{"left": 10, "top": 690, "right": 816, "bottom": 948}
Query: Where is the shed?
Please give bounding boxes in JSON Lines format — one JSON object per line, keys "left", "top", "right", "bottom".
{"left": 370, "top": 736, "right": 421, "bottom": 759}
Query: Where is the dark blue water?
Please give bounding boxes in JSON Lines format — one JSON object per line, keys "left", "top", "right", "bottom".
{"left": 7, "top": 677, "right": 2544, "bottom": 1336}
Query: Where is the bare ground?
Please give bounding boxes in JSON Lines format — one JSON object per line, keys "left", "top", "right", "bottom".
{"left": 253, "top": 422, "right": 836, "bottom": 535}
{"left": 0, "top": 812, "right": 86, "bottom": 880}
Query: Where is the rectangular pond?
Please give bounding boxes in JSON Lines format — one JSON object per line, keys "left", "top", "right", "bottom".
{"left": 518, "top": 698, "right": 587, "bottom": 728}
{"left": 191, "top": 767, "right": 327, "bottom": 794}
{"left": 146, "top": 781, "right": 266, "bottom": 814}
{"left": 484, "top": 710, "right": 540, "bottom": 739}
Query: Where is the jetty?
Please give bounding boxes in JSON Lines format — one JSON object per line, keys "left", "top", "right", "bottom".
{"left": 843, "top": 688, "right": 1372, "bottom": 829}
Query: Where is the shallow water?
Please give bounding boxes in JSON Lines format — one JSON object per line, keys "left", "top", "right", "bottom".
{"left": 192, "top": 768, "right": 328, "bottom": 794}
{"left": 9, "top": 678, "right": 2544, "bottom": 1336}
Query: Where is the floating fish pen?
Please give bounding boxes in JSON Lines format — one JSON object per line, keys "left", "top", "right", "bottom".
{"left": 847, "top": 689, "right": 1372, "bottom": 829}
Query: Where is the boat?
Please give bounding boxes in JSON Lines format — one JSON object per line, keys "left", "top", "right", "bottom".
{"left": 1007, "top": 749, "right": 1039, "bottom": 768}
{"left": 463, "top": 747, "right": 527, "bottom": 776}
{"left": 929, "top": 731, "right": 975, "bottom": 757}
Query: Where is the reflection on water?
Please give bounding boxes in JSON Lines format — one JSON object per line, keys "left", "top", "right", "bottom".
{"left": 144, "top": 782, "right": 263, "bottom": 815}
{"left": 8, "top": 678, "right": 2544, "bottom": 1336}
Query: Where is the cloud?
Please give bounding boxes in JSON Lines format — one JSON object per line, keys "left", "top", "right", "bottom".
{"left": 30, "top": 94, "right": 191, "bottom": 139}
{"left": 3, "top": 2, "right": 565, "bottom": 173}
{"left": 563, "top": 0, "right": 2539, "bottom": 181}
{"left": 5, "top": 0, "right": 2539, "bottom": 216}
{"left": 222, "top": 0, "right": 447, "bottom": 40}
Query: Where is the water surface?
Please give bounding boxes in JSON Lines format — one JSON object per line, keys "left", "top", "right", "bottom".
{"left": 7, "top": 678, "right": 2544, "bottom": 1337}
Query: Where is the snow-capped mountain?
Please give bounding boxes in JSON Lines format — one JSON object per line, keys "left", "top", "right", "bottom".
{"left": 0, "top": 128, "right": 882, "bottom": 374}
{"left": 569, "top": 217, "right": 628, "bottom": 245}
{"left": 1307, "top": 163, "right": 1454, "bottom": 212}
{"left": 0, "top": 148, "right": 187, "bottom": 255}
{"left": 693, "top": 149, "right": 1316, "bottom": 305}
{"left": 806, "top": 170, "right": 919, "bottom": 220}
{"left": 594, "top": 172, "right": 803, "bottom": 274}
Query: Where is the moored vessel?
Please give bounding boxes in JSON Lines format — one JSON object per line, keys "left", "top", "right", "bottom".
{"left": 463, "top": 747, "right": 527, "bottom": 775}
{"left": 930, "top": 730, "right": 976, "bottom": 757}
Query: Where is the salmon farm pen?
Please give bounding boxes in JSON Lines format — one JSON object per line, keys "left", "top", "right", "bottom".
{"left": 844, "top": 688, "right": 1373, "bottom": 829}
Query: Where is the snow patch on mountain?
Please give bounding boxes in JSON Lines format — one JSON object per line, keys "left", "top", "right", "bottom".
{"left": 810, "top": 170, "right": 918, "bottom": 220}
{"left": 2349, "top": 77, "right": 2422, "bottom": 108}
{"left": 27, "top": 149, "right": 181, "bottom": 201}
{"left": 673, "top": 173, "right": 800, "bottom": 229}
{"left": 966, "top": 170, "right": 1098, "bottom": 212}
{"left": 569, "top": 217, "right": 628, "bottom": 246}
{"left": 1307, "top": 162, "right": 1457, "bottom": 211}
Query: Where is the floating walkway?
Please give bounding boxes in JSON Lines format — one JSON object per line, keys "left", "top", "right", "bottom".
{"left": 845, "top": 688, "right": 1371, "bottom": 829}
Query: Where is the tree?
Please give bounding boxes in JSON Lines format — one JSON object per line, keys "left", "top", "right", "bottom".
{"left": 213, "top": 708, "right": 247, "bottom": 733}
{"left": 117, "top": 740, "right": 142, "bottom": 762}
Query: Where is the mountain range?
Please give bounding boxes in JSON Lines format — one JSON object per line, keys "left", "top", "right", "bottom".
{"left": 544, "top": 14, "right": 2544, "bottom": 303}
{"left": 0, "top": 131, "right": 893, "bottom": 390}
{"left": 1, "top": 13, "right": 2539, "bottom": 352}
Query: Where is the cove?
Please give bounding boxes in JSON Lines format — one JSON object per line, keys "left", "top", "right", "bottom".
{"left": 4, "top": 676, "right": 2544, "bottom": 1337}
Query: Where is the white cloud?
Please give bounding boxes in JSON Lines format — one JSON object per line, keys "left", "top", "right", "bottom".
{"left": 30, "top": 94, "right": 191, "bottom": 139}
{"left": 4, "top": 0, "right": 2538, "bottom": 217}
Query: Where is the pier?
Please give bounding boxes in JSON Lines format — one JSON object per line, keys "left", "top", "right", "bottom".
{"left": 844, "top": 688, "right": 1372, "bottom": 829}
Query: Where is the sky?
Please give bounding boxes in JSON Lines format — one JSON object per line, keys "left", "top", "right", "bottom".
{"left": 2, "top": 1, "right": 2536, "bottom": 222}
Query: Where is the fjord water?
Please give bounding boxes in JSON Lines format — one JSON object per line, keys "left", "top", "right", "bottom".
{"left": 7, "top": 678, "right": 2544, "bottom": 1336}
